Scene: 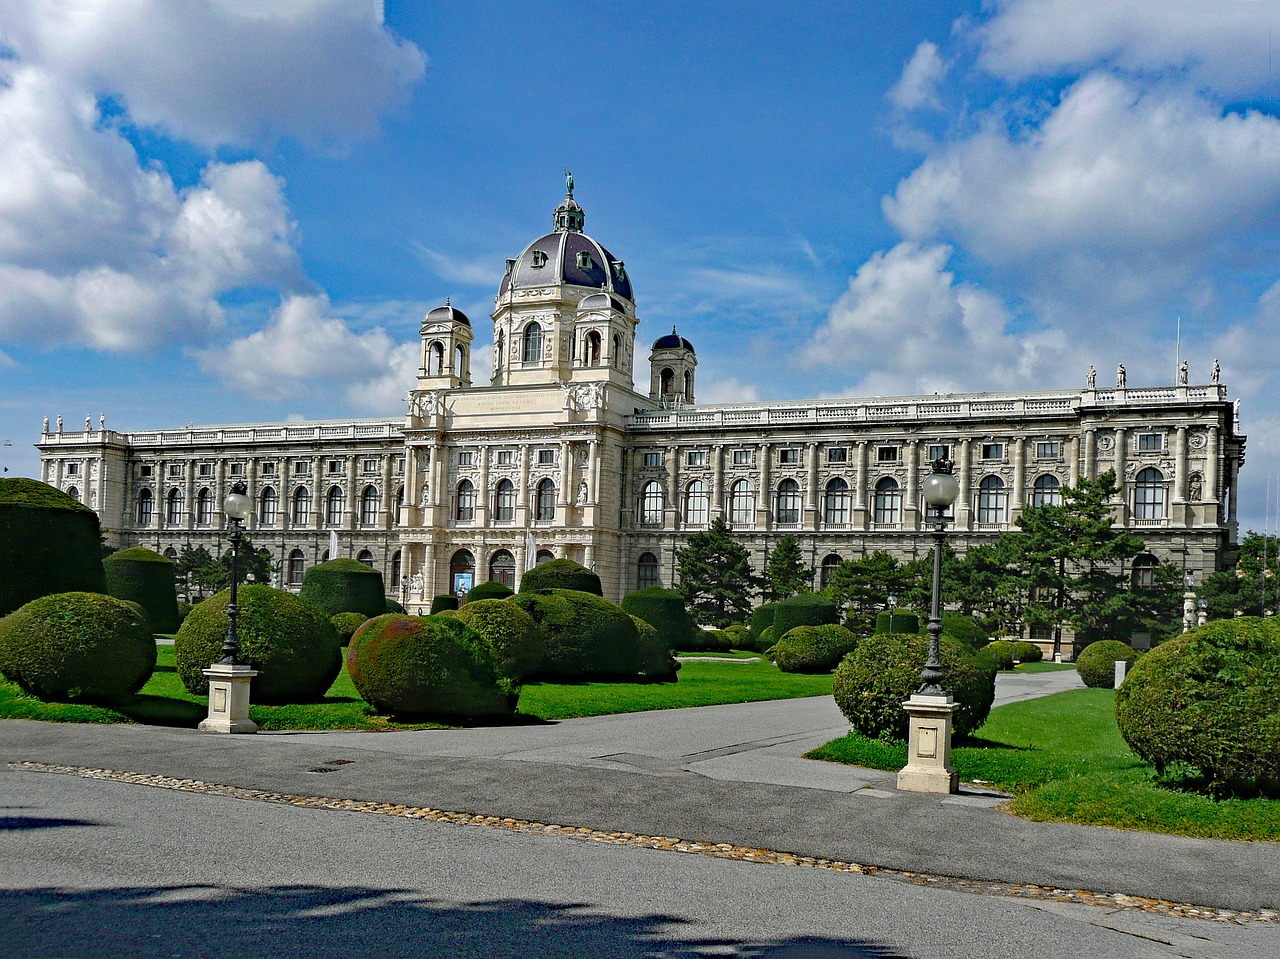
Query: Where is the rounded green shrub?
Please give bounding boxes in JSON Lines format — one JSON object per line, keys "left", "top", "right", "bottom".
{"left": 929, "top": 614, "right": 989, "bottom": 650}
{"left": 981, "top": 640, "right": 1019, "bottom": 670}
{"left": 511, "top": 589, "right": 644, "bottom": 679}
{"left": 175, "top": 585, "right": 341, "bottom": 703}
{"left": 750, "top": 603, "right": 778, "bottom": 641}
{"left": 772, "top": 595, "right": 839, "bottom": 641}
{"left": 298, "top": 558, "right": 386, "bottom": 618}
{"left": 683, "top": 627, "right": 734, "bottom": 653}
{"left": 0, "top": 591, "right": 155, "bottom": 705}
{"left": 517, "top": 559, "right": 603, "bottom": 596}
{"left": 1114, "top": 618, "right": 1280, "bottom": 795}
{"left": 1076, "top": 640, "right": 1137, "bottom": 688}
{"left": 754, "top": 624, "right": 781, "bottom": 654}
{"left": 621, "top": 587, "right": 696, "bottom": 651}
{"left": 875, "top": 609, "right": 920, "bottom": 634}
{"left": 176, "top": 600, "right": 194, "bottom": 624}
{"left": 454, "top": 599, "right": 545, "bottom": 681}
{"left": 103, "top": 546, "right": 180, "bottom": 633}
{"left": 629, "top": 614, "right": 680, "bottom": 681}
{"left": 430, "top": 594, "right": 460, "bottom": 613}
{"left": 1013, "top": 640, "right": 1044, "bottom": 664}
{"left": 833, "top": 632, "right": 997, "bottom": 741}
{"left": 0, "top": 479, "right": 106, "bottom": 617}
{"left": 720, "top": 623, "right": 753, "bottom": 650}
{"left": 346, "top": 614, "right": 515, "bottom": 719}
{"left": 385, "top": 598, "right": 407, "bottom": 614}
{"left": 466, "top": 580, "right": 514, "bottom": 602}
{"left": 772, "top": 624, "right": 859, "bottom": 673}
{"left": 331, "top": 611, "right": 369, "bottom": 646}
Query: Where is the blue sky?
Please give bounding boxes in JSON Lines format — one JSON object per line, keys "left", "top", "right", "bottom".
{"left": 2, "top": 0, "right": 1280, "bottom": 532}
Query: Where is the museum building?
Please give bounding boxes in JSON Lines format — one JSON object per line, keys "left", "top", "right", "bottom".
{"left": 36, "top": 185, "right": 1247, "bottom": 635}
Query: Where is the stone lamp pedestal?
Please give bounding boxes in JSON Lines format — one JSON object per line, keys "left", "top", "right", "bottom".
{"left": 897, "top": 693, "right": 958, "bottom": 794}
{"left": 199, "top": 663, "right": 258, "bottom": 734}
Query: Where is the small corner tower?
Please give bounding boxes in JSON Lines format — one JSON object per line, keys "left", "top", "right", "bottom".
{"left": 648, "top": 326, "right": 696, "bottom": 406}
{"left": 417, "top": 299, "right": 473, "bottom": 389}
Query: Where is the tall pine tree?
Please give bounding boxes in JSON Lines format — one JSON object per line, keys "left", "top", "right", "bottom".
{"left": 764, "top": 534, "right": 813, "bottom": 601}
{"left": 675, "top": 517, "right": 760, "bottom": 626}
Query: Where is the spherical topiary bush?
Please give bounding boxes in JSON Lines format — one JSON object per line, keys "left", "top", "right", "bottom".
{"left": 981, "top": 640, "right": 1019, "bottom": 671}
{"left": 466, "top": 580, "right": 514, "bottom": 602}
{"left": 331, "top": 611, "right": 369, "bottom": 646}
{"left": 772, "top": 595, "right": 839, "bottom": 639}
{"left": 0, "top": 478, "right": 106, "bottom": 617}
{"left": 1076, "top": 640, "right": 1137, "bottom": 688}
{"left": 175, "top": 585, "right": 341, "bottom": 703}
{"left": 833, "top": 632, "right": 997, "bottom": 741}
{"left": 629, "top": 614, "right": 680, "bottom": 681}
{"left": 430, "top": 594, "right": 460, "bottom": 613}
{"left": 772, "top": 624, "right": 859, "bottom": 673}
{"left": 511, "top": 589, "right": 644, "bottom": 679}
{"left": 346, "top": 614, "right": 515, "bottom": 719}
{"left": 0, "top": 592, "right": 156, "bottom": 705}
{"left": 517, "top": 559, "right": 603, "bottom": 596}
{"left": 454, "top": 599, "right": 545, "bottom": 681}
{"left": 719, "top": 623, "right": 753, "bottom": 650}
{"left": 1013, "top": 640, "right": 1044, "bottom": 664}
{"left": 750, "top": 603, "right": 779, "bottom": 643}
{"left": 621, "top": 587, "right": 697, "bottom": 651}
{"left": 931, "top": 614, "right": 988, "bottom": 650}
{"left": 875, "top": 610, "right": 920, "bottom": 635}
{"left": 1114, "top": 618, "right": 1280, "bottom": 795}
{"left": 103, "top": 546, "right": 180, "bottom": 633}
{"left": 298, "top": 558, "right": 386, "bottom": 618}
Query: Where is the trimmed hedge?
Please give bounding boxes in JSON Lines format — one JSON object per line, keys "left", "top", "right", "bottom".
{"left": 0, "top": 478, "right": 106, "bottom": 617}
{"left": 764, "top": 596, "right": 839, "bottom": 653}
{"left": 719, "top": 623, "right": 753, "bottom": 650}
{"left": 330, "top": 611, "right": 369, "bottom": 646}
{"left": 772, "top": 624, "right": 859, "bottom": 673}
{"left": 385, "top": 599, "right": 407, "bottom": 614}
{"left": 511, "top": 589, "right": 643, "bottom": 679}
{"left": 454, "top": 599, "right": 545, "bottom": 681}
{"left": 1076, "top": 640, "right": 1137, "bottom": 688}
{"left": 621, "top": 587, "right": 696, "bottom": 651}
{"left": 749, "top": 602, "right": 779, "bottom": 640}
{"left": 430, "top": 594, "right": 460, "bottom": 613}
{"left": 466, "top": 580, "right": 514, "bottom": 602}
{"left": 1115, "top": 618, "right": 1280, "bottom": 795}
{"left": 298, "top": 559, "right": 386, "bottom": 618}
{"left": 103, "top": 546, "right": 180, "bottom": 633}
{"left": 683, "top": 627, "right": 734, "bottom": 653}
{"left": 346, "top": 614, "right": 515, "bottom": 719}
{"left": 928, "top": 614, "right": 989, "bottom": 650}
{"left": 875, "top": 610, "right": 920, "bottom": 635}
{"left": 517, "top": 559, "right": 603, "bottom": 596}
{"left": 175, "top": 585, "right": 342, "bottom": 703}
{"left": 1012, "top": 640, "right": 1044, "bottom": 664}
{"left": 981, "top": 640, "right": 1019, "bottom": 671}
{"left": 629, "top": 614, "right": 680, "bottom": 681}
{"left": 0, "top": 591, "right": 156, "bottom": 706}
{"left": 833, "top": 632, "right": 998, "bottom": 741}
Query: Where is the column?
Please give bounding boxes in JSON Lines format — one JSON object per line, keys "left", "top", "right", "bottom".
{"left": 346, "top": 455, "right": 358, "bottom": 531}
{"left": 214, "top": 460, "right": 226, "bottom": 529}
{"left": 1112, "top": 428, "right": 1126, "bottom": 492}
{"left": 957, "top": 439, "right": 971, "bottom": 529}
{"left": 855, "top": 441, "right": 870, "bottom": 530}
{"left": 518, "top": 445, "right": 531, "bottom": 523}
{"left": 619, "top": 448, "right": 633, "bottom": 527}
{"left": 1068, "top": 436, "right": 1080, "bottom": 487}
{"left": 1011, "top": 437, "right": 1026, "bottom": 513}
{"left": 806, "top": 443, "right": 820, "bottom": 515}
{"left": 558, "top": 441, "right": 571, "bottom": 510}
{"left": 1206, "top": 426, "right": 1220, "bottom": 521}
{"left": 904, "top": 440, "right": 919, "bottom": 530}
{"left": 184, "top": 461, "right": 195, "bottom": 531}
{"left": 406, "top": 447, "right": 419, "bottom": 507}
{"left": 1084, "top": 429, "right": 1096, "bottom": 481}
{"left": 1173, "top": 426, "right": 1188, "bottom": 503}
{"left": 757, "top": 442, "right": 770, "bottom": 530}
{"left": 310, "top": 456, "right": 322, "bottom": 530}
{"left": 712, "top": 444, "right": 725, "bottom": 519}
{"left": 667, "top": 446, "right": 680, "bottom": 529}
{"left": 382, "top": 451, "right": 395, "bottom": 529}
{"left": 246, "top": 459, "right": 258, "bottom": 532}
{"left": 281, "top": 458, "right": 293, "bottom": 530}
{"left": 588, "top": 438, "right": 601, "bottom": 505}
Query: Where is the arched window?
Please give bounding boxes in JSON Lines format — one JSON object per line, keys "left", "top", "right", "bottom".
{"left": 489, "top": 549, "right": 515, "bottom": 588}
{"left": 824, "top": 478, "right": 851, "bottom": 525}
{"left": 522, "top": 322, "right": 543, "bottom": 364}
{"left": 536, "top": 478, "right": 556, "bottom": 521}
{"left": 586, "top": 330, "right": 601, "bottom": 365}
{"left": 660, "top": 368, "right": 674, "bottom": 397}
{"left": 287, "top": 549, "right": 305, "bottom": 586}
{"left": 357, "top": 549, "right": 374, "bottom": 567}
{"left": 684, "top": 480, "right": 709, "bottom": 525}
{"left": 292, "top": 487, "right": 311, "bottom": 526}
{"left": 536, "top": 549, "right": 555, "bottom": 565}
{"left": 259, "top": 486, "right": 278, "bottom": 525}
{"left": 360, "top": 485, "right": 379, "bottom": 526}
{"left": 612, "top": 333, "right": 621, "bottom": 369}
{"left": 395, "top": 485, "right": 405, "bottom": 513}
{"left": 326, "top": 486, "right": 344, "bottom": 526}
{"left": 873, "top": 478, "right": 901, "bottom": 525}
{"left": 454, "top": 345, "right": 466, "bottom": 376}
{"left": 456, "top": 480, "right": 475, "bottom": 521}
{"left": 775, "top": 479, "right": 801, "bottom": 524}
{"left": 684, "top": 370, "right": 694, "bottom": 402}
{"left": 391, "top": 549, "right": 402, "bottom": 586}
{"left": 166, "top": 488, "right": 183, "bottom": 525}
{"left": 637, "top": 552, "right": 660, "bottom": 589}
{"left": 194, "top": 487, "right": 212, "bottom": 526}
{"left": 1132, "top": 553, "right": 1158, "bottom": 589}
{"left": 640, "top": 481, "right": 664, "bottom": 526}
{"left": 1031, "top": 474, "right": 1061, "bottom": 509}
{"left": 729, "top": 479, "right": 754, "bottom": 527}
{"left": 820, "top": 553, "right": 842, "bottom": 589}
{"left": 320, "top": 549, "right": 330, "bottom": 563}
{"left": 65, "top": 485, "right": 80, "bottom": 503}
{"left": 1134, "top": 468, "right": 1166, "bottom": 520}
{"left": 136, "top": 488, "right": 153, "bottom": 525}
{"left": 494, "top": 479, "right": 515, "bottom": 522}
{"left": 978, "top": 476, "right": 1007, "bottom": 524}
{"left": 163, "top": 546, "right": 178, "bottom": 562}
{"left": 450, "top": 550, "right": 475, "bottom": 592}
{"left": 428, "top": 341, "right": 445, "bottom": 376}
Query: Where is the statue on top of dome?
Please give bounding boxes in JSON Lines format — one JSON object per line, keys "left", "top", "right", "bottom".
{"left": 564, "top": 167, "right": 574, "bottom": 197}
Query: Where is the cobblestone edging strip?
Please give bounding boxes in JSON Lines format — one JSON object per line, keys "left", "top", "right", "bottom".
{"left": 11, "top": 761, "right": 1278, "bottom": 925}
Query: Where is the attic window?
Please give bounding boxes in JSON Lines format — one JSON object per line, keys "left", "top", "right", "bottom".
{"left": 531, "top": 250, "right": 548, "bottom": 268}
{"left": 613, "top": 261, "right": 626, "bottom": 280}
{"left": 577, "top": 251, "right": 593, "bottom": 270}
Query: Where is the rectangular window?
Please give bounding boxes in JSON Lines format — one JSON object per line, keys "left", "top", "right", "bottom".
{"left": 362, "top": 457, "right": 379, "bottom": 473}
{"left": 927, "top": 444, "right": 950, "bottom": 463}
{"left": 981, "top": 443, "right": 1005, "bottom": 460}
{"left": 643, "top": 451, "right": 662, "bottom": 468}
{"left": 876, "top": 445, "right": 899, "bottom": 464}
{"left": 261, "top": 462, "right": 276, "bottom": 476}
{"left": 1137, "top": 433, "right": 1163, "bottom": 452}
{"left": 198, "top": 463, "right": 212, "bottom": 478}
{"left": 395, "top": 456, "right": 405, "bottom": 474}
{"left": 139, "top": 464, "right": 153, "bottom": 478}
{"left": 169, "top": 464, "right": 182, "bottom": 478}
{"left": 732, "top": 449, "right": 752, "bottom": 466}
{"left": 537, "top": 449, "right": 555, "bottom": 465}
{"left": 229, "top": 463, "right": 243, "bottom": 476}
{"left": 778, "top": 448, "right": 799, "bottom": 465}
{"left": 496, "top": 450, "right": 514, "bottom": 466}
{"left": 457, "top": 451, "right": 474, "bottom": 467}
{"left": 1035, "top": 441, "right": 1060, "bottom": 460}
{"left": 328, "top": 459, "right": 342, "bottom": 474}
{"left": 686, "top": 450, "right": 706, "bottom": 467}
{"left": 827, "top": 447, "right": 848, "bottom": 464}
{"left": 294, "top": 460, "right": 310, "bottom": 474}
{"left": 66, "top": 462, "right": 78, "bottom": 475}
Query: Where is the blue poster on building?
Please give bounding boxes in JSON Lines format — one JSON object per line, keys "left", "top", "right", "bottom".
{"left": 452, "top": 572, "right": 473, "bottom": 597}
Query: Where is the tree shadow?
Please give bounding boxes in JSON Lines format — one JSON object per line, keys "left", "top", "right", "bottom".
{"left": 116, "top": 694, "right": 205, "bottom": 728}
{"left": 3, "top": 885, "right": 906, "bottom": 958}
{"left": 0, "top": 815, "right": 97, "bottom": 830}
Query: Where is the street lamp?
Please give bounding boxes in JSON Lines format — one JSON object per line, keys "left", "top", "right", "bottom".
{"left": 199, "top": 481, "right": 257, "bottom": 734}
{"left": 887, "top": 594, "right": 897, "bottom": 635}
{"left": 218, "top": 482, "right": 252, "bottom": 665}
{"left": 919, "top": 459, "right": 960, "bottom": 694}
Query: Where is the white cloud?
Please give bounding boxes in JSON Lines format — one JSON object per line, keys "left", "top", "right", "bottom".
{"left": 695, "top": 377, "right": 762, "bottom": 405}
{"left": 975, "top": 0, "right": 1280, "bottom": 97}
{"left": 410, "top": 244, "right": 503, "bottom": 287}
{"left": 5, "top": 0, "right": 425, "bottom": 147}
{"left": 888, "top": 41, "right": 949, "bottom": 112}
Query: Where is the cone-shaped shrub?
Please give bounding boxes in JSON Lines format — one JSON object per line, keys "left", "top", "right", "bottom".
{"left": 175, "top": 585, "right": 341, "bottom": 703}
{"left": 0, "top": 591, "right": 155, "bottom": 705}
{"left": 103, "top": 546, "right": 180, "bottom": 633}
{"left": 298, "top": 558, "right": 386, "bottom": 618}
{"left": 0, "top": 478, "right": 105, "bottom": 617}
{"left": 511, "top": 589, "right": 644, "bottom": 679}
{"left": 454, "top": 599, "right": 545, "bottom": 681}
{"left": 517, "top": 559, "right": 603, "bottom": 596}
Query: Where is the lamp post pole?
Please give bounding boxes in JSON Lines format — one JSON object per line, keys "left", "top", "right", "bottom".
{"left": 219, "top": 507, "right": 244, "bottom": 665}
{"left": 920, "top": 505, "right": 949, "bottom": 694}
{"left": 199, "top": 482, "right": 257, "bottom": 734}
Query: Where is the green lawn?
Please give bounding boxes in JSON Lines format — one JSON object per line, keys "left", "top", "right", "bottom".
{"left": 674, "top": 649, "right": 760, "bottom": 660}
{"left": 808, "top": 688, "right": 1280, "bottom": 842}
{"left": 1014, "top": 661, "right": 1076, "bottom": 673}
{"left": 0, "top": 646, "right": 830, "bottom": 729}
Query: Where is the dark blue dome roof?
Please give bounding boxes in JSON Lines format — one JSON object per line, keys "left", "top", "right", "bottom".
{"left": 652, "top": 327, "right": 694, "bottom": 353}
{"left": 424, "top": 302, "right": 470, "bottom": 326}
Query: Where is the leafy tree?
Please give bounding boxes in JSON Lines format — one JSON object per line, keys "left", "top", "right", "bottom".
{"left": 175, "top": 545, "right": 215, "bottom": 599}
{"left": 822, "top": 551, "right": 914, "bottom": 636}
{"left": 208, "top": 537, "right": 275, "bottom": 591}
{"left": 764, "top": 534, "right": 812, "bottom": 601}
{"left": 1199, "top": 531, "right": 1280, "bottom": 620}
{"left": 675, "top": 517, "right": 760, "bottom": 627}
{"left": 946, "top": 540, "right": 1027, "bottom": 637}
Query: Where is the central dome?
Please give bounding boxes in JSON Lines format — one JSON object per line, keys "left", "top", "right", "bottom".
{"left": 498, "top": 183, "right": 634, "bottom": 302}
